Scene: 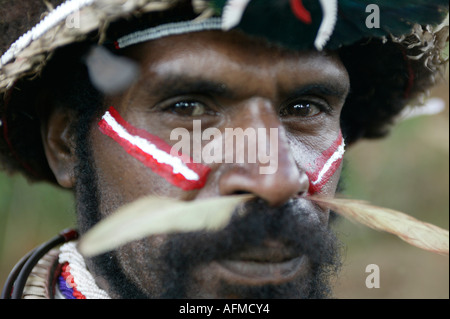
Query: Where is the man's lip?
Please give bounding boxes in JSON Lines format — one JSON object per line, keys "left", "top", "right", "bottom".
{"left": 211, "top": 255, "right": 307, "bottom": 286}
{"left": 226, "top": 240, "right": 300, "bottom": 263}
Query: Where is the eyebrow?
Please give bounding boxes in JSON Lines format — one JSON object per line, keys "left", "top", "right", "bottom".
{"left": 283, "top": 82, "right": 350, "bottom": 100}
{"left": 139, "top": 74, "right": 349, "bottom": 103}
{"left": 144, "top": 74, "right": 235, "bottom": 100}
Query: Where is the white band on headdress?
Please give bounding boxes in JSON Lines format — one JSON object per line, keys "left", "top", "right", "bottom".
{"left": 0, "top": 0, "right": 94, "bottom": 67}
{"left": 314, "top": 0, "right": 338, "bottom": 50}
{"left": 221, "top": 0, "right": 252, "bottom": 30}
{"left": 115, "top": 17, "right": 223, "bottom": 49}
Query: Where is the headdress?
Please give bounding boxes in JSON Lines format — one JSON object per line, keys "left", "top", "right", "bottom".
{"left": 0, "top": 0, "right": 448, "bottom": 184}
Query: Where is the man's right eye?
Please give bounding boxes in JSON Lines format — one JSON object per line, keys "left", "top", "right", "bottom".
{"left": 163, "top": 100, "right": 217, "bottom": 117}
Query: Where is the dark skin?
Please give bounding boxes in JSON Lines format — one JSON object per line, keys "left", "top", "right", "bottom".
{"left": 42, "top": 30, "right": 350, "bottom": 298}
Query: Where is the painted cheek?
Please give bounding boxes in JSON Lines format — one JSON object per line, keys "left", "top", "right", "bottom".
{"left": 306, "top": 131, "right": 345, "bottom": 195}
{"left": 98, "top": 106, "right": 210, "bottom": 191}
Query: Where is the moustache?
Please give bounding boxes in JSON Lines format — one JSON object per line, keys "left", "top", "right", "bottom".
{"left": 161, "top": 197, "right": 339, "bottom": 268}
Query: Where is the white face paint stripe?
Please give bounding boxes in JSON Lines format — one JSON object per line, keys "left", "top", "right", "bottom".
{"left": 98, "top": 107, "right": 211, "bottom": 191}
{"left": 306, "top": 132, "right": 345, "bottom": 194}
{"left": 101, "top": 110, "right": 200, "bottom": 181}
{"left": 311, "top": 140, "right": 345, "bottom": 186}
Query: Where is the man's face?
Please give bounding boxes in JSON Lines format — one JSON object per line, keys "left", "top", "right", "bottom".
{"left": 74, "top": 30, "right": 350, "bottom": 298}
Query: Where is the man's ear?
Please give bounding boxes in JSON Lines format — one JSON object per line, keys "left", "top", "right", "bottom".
{"left": 41, "top": 108, "right": 77, "bottom": 188}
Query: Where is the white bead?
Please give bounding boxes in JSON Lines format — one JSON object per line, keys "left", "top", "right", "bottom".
{"left": 0, "top": 0, "right": 95, "bottom": 67}
{"left": 116, "top": 17, "right": 223, "bottom": 49}
{"left": 59, "top": 241, "right": 111, "bottom": 299}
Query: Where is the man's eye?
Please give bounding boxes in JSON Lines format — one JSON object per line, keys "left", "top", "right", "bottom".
{"left": 280, "top": 102, "right": 322, "bottom": 118}
{"left": 165, "top": 101, "right": 214, "bottom": 117}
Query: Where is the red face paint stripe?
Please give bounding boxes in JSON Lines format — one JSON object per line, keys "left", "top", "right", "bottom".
{"left": 306, "top": 131, "right": 345, "bottom": 194}
{"left": 98, "top": 107, "right": 210, "bottom": 191}
{"left": 104, "top": 107, "right": 176, "bottom": 158}
{"left": 309, "top": 132, "right": 343, "bottom": 180}
{"left": 307, "top": 157, "right": 343, "bottom": 194}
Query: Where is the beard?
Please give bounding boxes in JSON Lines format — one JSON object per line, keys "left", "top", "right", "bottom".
{"left": 74, "top": 128, "right": 342, "bottom": 299}
{"left": 158, "top": 199, "right": 342, "bottom": 299}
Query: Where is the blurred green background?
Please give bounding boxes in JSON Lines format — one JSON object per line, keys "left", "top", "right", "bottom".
{"left": 334, "top": 79, "right": 449, "bottom": 298}
{"left": 0, "top": 78, "right": 448, "bottom": 299}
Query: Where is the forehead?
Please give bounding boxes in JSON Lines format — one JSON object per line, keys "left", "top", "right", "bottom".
{"left": 121, "top": 30, "right": 349, "bottom": 88}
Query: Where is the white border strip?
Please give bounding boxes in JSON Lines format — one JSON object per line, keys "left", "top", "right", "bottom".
{"left": 1, "top": 0, "right": 94, "bottom": 67}
{"left": 116, "top": 17, "right": 223, "bottom": 49}
{"left": 102, "top": 110, "right": 199, "bottom": 181}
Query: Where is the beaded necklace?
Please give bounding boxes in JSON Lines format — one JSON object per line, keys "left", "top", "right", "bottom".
{"left": 57, "top": 242, "right": 110, "bottom": 299}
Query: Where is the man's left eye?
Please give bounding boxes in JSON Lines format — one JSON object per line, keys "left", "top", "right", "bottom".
{"left": 166, "top": 100, "right": 214, "bottom": 117}
{"left": 279, "top": 102, "right": 323, "bottom": 118}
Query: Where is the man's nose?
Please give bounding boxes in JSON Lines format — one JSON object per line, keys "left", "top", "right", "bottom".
{"left": 218, "top": 100, "right": 309, "bottom": 207}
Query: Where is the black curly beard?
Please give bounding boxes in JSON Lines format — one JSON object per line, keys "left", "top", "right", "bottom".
{"left": 158, "top": 199, "right": 342, "bottom": 299}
